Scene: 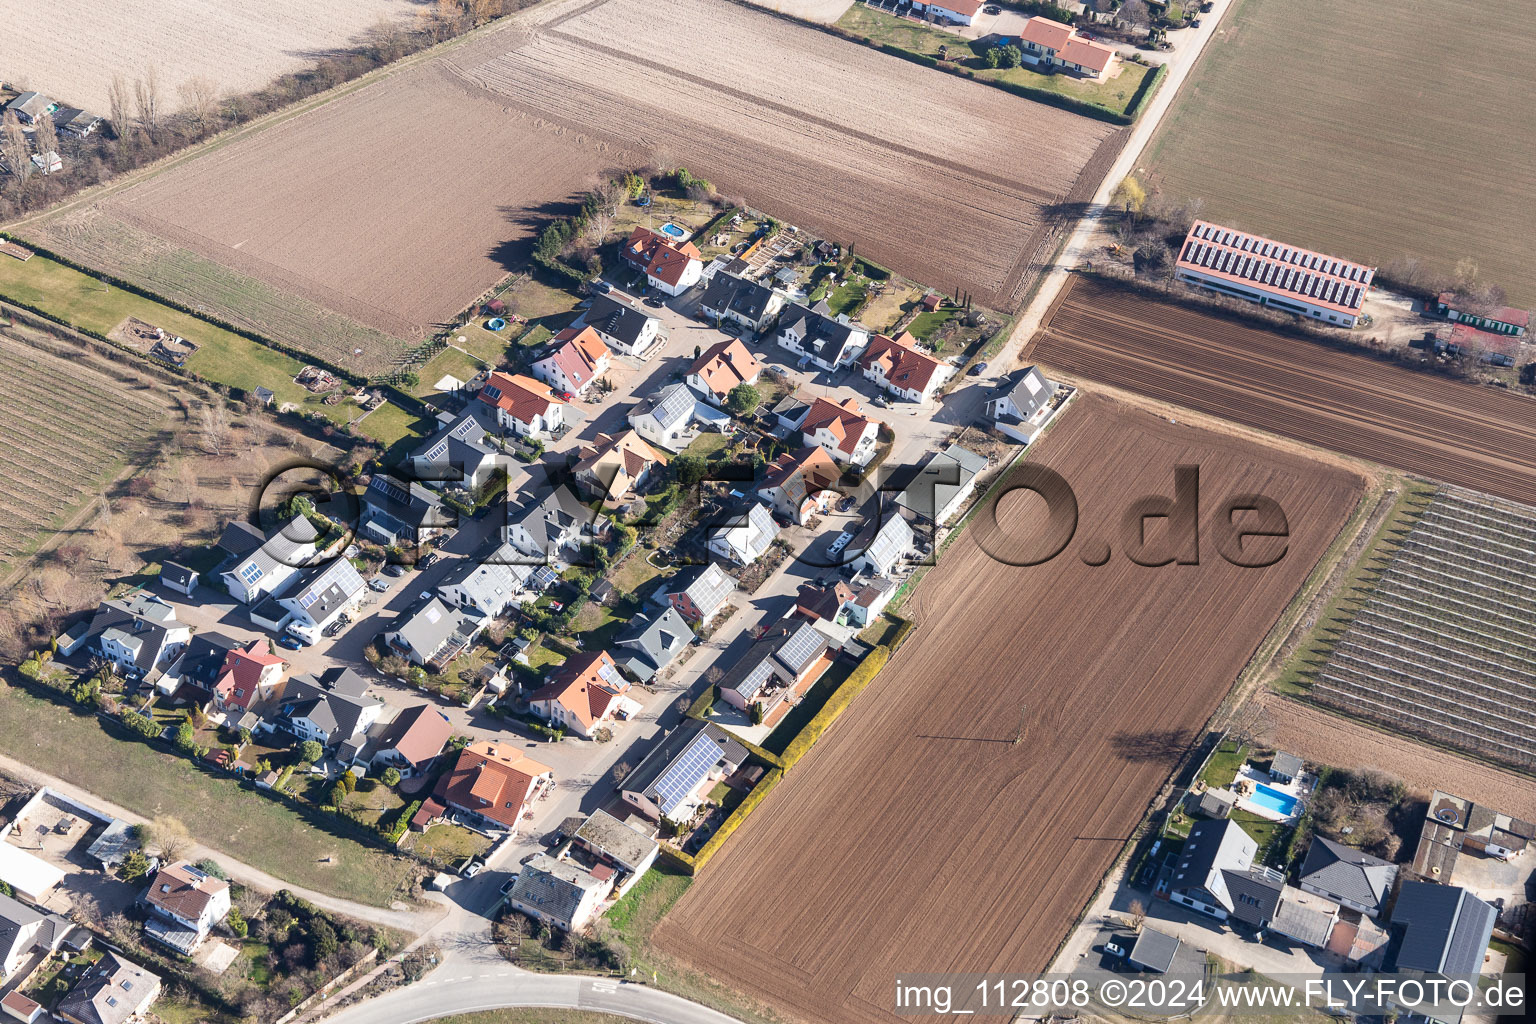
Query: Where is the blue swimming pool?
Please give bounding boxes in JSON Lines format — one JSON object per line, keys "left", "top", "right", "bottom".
{"left": 1249, "top": 783, "right": 1300, "bottom": 817}
{"left": 659, "top": 222, "right": 686, "bottom": 239}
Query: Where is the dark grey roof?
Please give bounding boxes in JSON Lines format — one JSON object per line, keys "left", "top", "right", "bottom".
{"left": 410, "top": 405, "right": 500, "bottom": 486}
{"left": 6, "top": 92, "right": 53, "bottom": 119}
{"left": 82, "top": 595, "right": 187, "bottom": 673}
{"left": 1391, "top": 882, "right": 1496, "bottom": 976}
{"left": 1221, "top": 867, "right": 1286, "bottom": 927}
{"left": 508, "top": 485, "right": 595, "bottom": 560}
{"left": 699, "top": 271, "right": 777, "bottom": 322}
{"left": 1, "top": 892, "right": 46, "bottom": 969}
{"left": 896, "top": 444, "right": 986, "bottom": 522}
{"left": 1271, "top": 751, "right": 1304, "bottom": 777}
{"left": 989, "top": 365, "right": 1056, "bottom": 422}
{"left": 584, "top": 292, "right": 656, "bottom": 349}
{"left": 1129, "top": 928, "right": 1181, "bottom": 973}
{"left": 632, "top": 382, "right": 698, "bottom": 433}
{"left": 614, "top": 607, "right": 694, "bottom": 681}
{"left": 437, "top": 542, "right": 531, "bottom": 612}
{"left": 1173, "top": 819, "right": 1255, "bottom": 907}
{"left": 625, "top": 721, "right": 748, "bottom": 815}
{"left": 1298, "top": 837, "right": 1398, "bottom": 912}
{"left": 283, "top": 558, "right": 365, "bottom": 623}
{"left": 717, "top": 619, "right": 828, "bottom": 700}
{"left": 363, "top": 474, "right": 454, "bottom": 533}
{"left": 55, "top": 951, "right": 160, "bottom": 1024}
{"left": 666, "top": 563, "right": 735, "bottom": 619}
{"left": 216, "top": 520, "right": 265, "bottom": 560}
{"left": 274, "top": 668, "right": 380, "bottom": 743}
{"left": 159, "top": 562, "right": 197, "bottom": 588}
{"left": 1187, "top": 788, "right": 1236, "bottom": 819}
{"left": 169, "top": 632, "right": 242, "bottom": 691}
{"left": 387, "top": 598, "right": 483, "bottom": 663}
{"left": 779, "top": 302, "right": 861, "bottom": 360}
{"left": 508, "top": 854, "right": 606, "bottom": 930}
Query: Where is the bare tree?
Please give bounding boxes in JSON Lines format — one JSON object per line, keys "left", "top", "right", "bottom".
{"left": 610, "top": 760, "right": 633, "bottom": 785}
{"left": 198, "top": 402, "right": 231, "bottom": 456}
{"left": 107, "top": 74, "right": 132, "bottom": 140}
{"left": 1128, "top": 898, "right": 1147, "bottom": 932}
{"left": 32, "top": 114, "right": 60, "bottom": 174}
{"left": 150, "top": 816, "right": 193, "bottom": 862}
{"left": 1120, "top": 0, "right": 1152, "bottom": 32}
{"left": 1, "top": 112, "right": 31, "bottom": 185}
{"left": 178, "top": 76, "right": 221, "bottom": 135}
{"left": 134, "top": 66, "right": 163, "bottom": 141}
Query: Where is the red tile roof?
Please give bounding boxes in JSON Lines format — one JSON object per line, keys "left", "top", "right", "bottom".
{"left": 1177, "top": 220, "right": 1375, "bottom": 316}
{"left": 478, "top": 370, "right": 564, "bottom": 425}
{"left": 1059, "top": 36, "right": 1116, "bottom": 73}
{"left": 378, "top": 704, "right": 454, "bottom": 769}
{"left": 762, "top": 446, "right": 840, "bottom": 493}
{"left": 213, "top": 640, "right": 283, "bottom": 711}
{"left": 542, "top": 326, "right": 610, "bottom": 390}
{"left": 1021, "top": 16, "right": 1074, "bottom": 51}
{"left": 689, "top": 339, "right": 761, "bottom": 398}
{"left": 435, "top": 742, "right": 552, "bottom": 829}
{"left": 937, "top": 0, "right": 984, "bottom": 15}
{"left": 623, "top": 227, "right": 702, "bottom": 288}
{"left": 145, "top": 861, "right": 228, "bottom": 921}
{"left": 858, "top": 331, "right": 943, "bottom": 396}
{"left": 803, "top": 396, "right": 877, "bottom": 457}
{"left": 529, "top": 650, "right": 630, "bottom": 730}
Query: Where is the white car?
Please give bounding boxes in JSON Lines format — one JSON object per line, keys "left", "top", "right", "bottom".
{"left": 828, "top": 530, "right": 855, "bottom": 556}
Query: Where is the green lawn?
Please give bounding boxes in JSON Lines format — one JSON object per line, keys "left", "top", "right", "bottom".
{"left": 0, "top": 684, "right": 417, "bottom": 906}
{"left": 356, "top": 399, "right": 433, "bottom": 458}
{"left": 1231, "top": 808, "right": 1293, "bottom": 866}
{"left": 0, "top": 250, "right": 356, "bottom": 423}
{"left": 826, "top": 278, "right": 868, "bottom": 318}
{"left": 1200, "top": 741, "right": 1250, "bottom": 789}
{"left": 904, "top": 308, "right": 957, "bottom": 341}
{"left": 609, "top": 551, "right": 670, "bottom": 597}
{"left": 836, "top": 7, "right": 1156, "bottom": 116}
{"left": 413, "top": 346, "right": 488, "bottom": 397}
{"left": 407, "top": 822, "right": 492, "bottom": 865}
{"left": 682, "top": 432, "right": 731, "bottom": 460}
{"left": 342, "top": 778, "right": 407, "bottom": 831}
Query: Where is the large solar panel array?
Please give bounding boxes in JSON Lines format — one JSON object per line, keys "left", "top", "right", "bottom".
{"left": 1177, "top": 221, "right": 1374, "bottom": 313}
{"left": 777, "top": 622, "right": 826, "bottom": 673}
{"left": 651, "top": 731, "right": 727, "bottom": 816}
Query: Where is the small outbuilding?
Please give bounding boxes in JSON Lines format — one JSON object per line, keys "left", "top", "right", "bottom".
{"left": 1128, "top": 928, "right": 1181, "bottom": 974}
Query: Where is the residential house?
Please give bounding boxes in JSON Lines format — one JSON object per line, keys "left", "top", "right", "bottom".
{"left": 1128, "top": 928, "right": 1180, "bottom": 974}
{"left": 360, "top": 474, "right": 456, "bottom": 546}
{"left": 384, "top": 598, "right": 485, "bottom": 670}
{"left": 264, "top": 668, "right": 382, "bottom": 748}
{"left": 851, "top": 514, "right": 915, "bottom": 577}
{"left": 1388, "top": 882, "right": 1496, "bottom": 982}
{"left": 505, "top": 484, "right": 600, "bottom": 568}
{"left": 209, "top": 640, "right": 285, "bottom": 715}
{"left": 622, "top": 720, "right": 748, "bottom": 822}
{"left": 477, "top": 371, "right": 566, "bottom": 438}
{"left": 1412, "top": 791, "right": 1534, "bottom": 878}
{"left": 580, "top": 292, "right": 661, "bottom": 356}
{"left": 158, "top": 631, "right": 242, "bottom": 700}
{"left": 697, "top": 271, "right": 783, "bottom": 332}
{"left": 506, "top": 853, "right": 613, "bottom": 933}
{"left": 857, "top": 331, "right": 947, "bottom": 403}
{"left": 574, "top": 810, "right": 660, "bottom": 880}
{"left": 842, "top": 576, "right": 896, "bottom": 629}
{"left": 1297, "top": 837, "right": 1398, "bottom": 917}
{"left": 54, "top": 952, "right": 161, "bottom": 1024}
{"left": 1019, "top": 17, "right": 1118, "bottom": 80}
{"left": 1269, "top": 751, "right": 1303, "bottom": 784}
{"left": 436, "top": 542, "right": 532, "bottom": 618}
{"left": 409, "top": 405, "right": 505, "bottom": 491}
{"left": 257, "top": 557, "right": 366, "bottom": 640}
{"left": 216, "top": 516, "right": 318, "bottom": 604}
{"left": 621, "top": 226, "right": 703, "bottom": 296}
{"left": 757, "top": 446, "right": 841, "bottom": 524}
{"left": 1220, "top": 865, "right": 1287, "bottom": 930}
{"left": 141, "top": 862, "right": 230, "bottom": 954}
{"left": 369, "top": 704, "right": 454, "bottom": 779}
{"left": 531, "top": 326, "right": 609, "bottom": 398}
{"left": 434, "top": 740, "right": 553, "bottom": 834}
{"left": 895, "top": 444, "right": 987, "bottom": 526}
{"left": 528, "top": 651, "right": 640, "bottom": 739}
{"left": 4, "top": 93, "right": 56, "bottom": 125}
{"left": 663, "top": 562, "right": 736, "bottom": 626}
{"left": 985, "top": 365, "right": 1059, "bottom": 443}
{"left": 0, "top": 892, "right": 73, "bottom": 980}
{"left": 158, "top": 561, "right": 198, "bottom": 598}
{"left": 776, "top": 300, "right": 869, "bottom": 370}
{"left": 1268, "top": 886, "right": 1342, "bottom": 950}
{"left": 573, "top": 431, "right": 668, "bottom": 505}
{"left": 1435, "top": 292, "right": 1529, "bottom": 337}
{"left": 718, "top": 618, "right": 832, "bottom": 719}
{"left": 802, "top": 396, "right": 880, "bottom": 467}
{"left": 1186, "top": 787, "right": 1237, "bottom": 821}
{"left": 687, "top": 339, "right": 761, "bottom": 407}
{"left": 1166, "top": 819, "right": 1257, "bottom": 920}
{"left": 769, "top": 392, "right": 812, "bottom": 434}
{"left": 55, "top": 109, "right": 103, "bottom": 138}
{"left": 708, "top": 500, "right": 779, "bottom": 565}
{"left": 909, "top": 0, "right": 980, "bottom": 25}
{"left": 627, "top": 382, "right": 729, "bottom": 452}
{"left": 795, "top": 580, "right": 855, "bottom": 627}
{"left": 613, "top": 606, "right": 694, "bottom": 682}
{"left": 58, "top": 595, "right": 191, "bottom": 684}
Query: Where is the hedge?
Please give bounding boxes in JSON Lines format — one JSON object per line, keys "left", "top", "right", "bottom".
{"left": 684, "top": 684, "right": 718, "bottom": 721}
{"left": 779, "top": 645, "right": 890, "bottom": 771}
{"left": 887, "top": 615, "right": 917, "bottom": 652}
{"left": 657, "top": 767, "right": 785, "bottom": 876}
{"left": 382, "top": 799, "right": 423, "bottom": 846}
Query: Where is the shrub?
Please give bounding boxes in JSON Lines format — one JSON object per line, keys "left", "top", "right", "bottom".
{"left": 299, "top": 740, "right": 324, "bottom": 764}
{"left": 119, "top": 850, "right": 151, "bottom": 881}
{"left": 121, "top": 710, "right": 161, "bottom": 739}
{"left": 227, "top": 906, "right": 249, "bottom": 938}
{"left": 780, "top": 646, "right": 890, "bottom": 770}
{"left": 381, "top": 767, "right": 402, "bottom": 788}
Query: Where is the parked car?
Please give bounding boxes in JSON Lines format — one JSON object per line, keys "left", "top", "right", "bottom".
{"left": 1104, "top": 941, "right": 1127, "bottom": 958}
{"left": 828, "top": 530, "right": 855, "bottom": 557}
{"left": 872, "top": 393, "right": 891, "bottom": 408}
{"left": 968, "top": 361, "right": 989, "bottom": 376}
{"left": 418, "top": 552, "right": 439, "bottom": 569}
{"left": 322, "top": 620, "right": 345, "bottom": 639}
{"left": 383, "top": 563, "right": 408, "bottom": 577}
{"left": 984, "top": 4, "right": 1001, "bottom": 12}
{"left": 368, "top": 578, "right": 391, "bottom": 592}
{"left": 500, "top": 874, "right": 520, "bottom": 895}
{"left": 276, "top": 635, "right": 305, "bottom": 651}
{"left": 460, "top": 859, "right": 484, "bottom": 878}
{"left": 644, "top": 294, "right": 664, "bottom": 308}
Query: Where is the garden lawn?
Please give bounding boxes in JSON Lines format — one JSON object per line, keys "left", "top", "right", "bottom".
{"left": 413, "top": 346, "right": 488, "bottom": 398}
{"left": 356, "top": 399, "right": 433, "bottom": 457}
{"left": 0, "top": 683, "right": 417, "bottom": 906}
{"left": 1200, "top": 741, "right": 1249, "bottom": 789}
{"left": 0, "top": 250, "right": 356, "bottom": 423}
{"left": 836, "top": 7, "right": 1155, "bottom": 116}
{"left": 408, "top": 822, "right": 492, "bottom": 864}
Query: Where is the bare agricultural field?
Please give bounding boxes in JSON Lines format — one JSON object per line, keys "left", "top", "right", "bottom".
{"left": 737, "top": 0, "right": 854, "bottom": 23}
{"left": 1143, "top": 0, "right": 1536, "bottom": 305}
{"left": 655, "top": 394, "right": 1364, "bottom": 1024}
{"left": 24, "top": 0, "right": 1114, "bottom": 371}
{"left": 0, "top": 0, "right": 419, "bottom": 115}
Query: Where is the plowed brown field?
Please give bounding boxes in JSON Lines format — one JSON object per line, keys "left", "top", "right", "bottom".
{"left": 1030, "top": 278, "right": 1536, "bottom": 505}
{"left": 23, "top": 0, "right": 1117, "bottom": 371}
{"left": 655, "top": 394, "right": 1363, "bottom": 1024}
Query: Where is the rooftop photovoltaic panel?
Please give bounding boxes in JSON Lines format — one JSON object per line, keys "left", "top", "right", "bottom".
{"left": 652, "top": 732, "right": 728, "bottom": 815}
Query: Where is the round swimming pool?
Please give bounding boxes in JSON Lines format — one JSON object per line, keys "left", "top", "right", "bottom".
{"left": 659, "top": 222, "right": 686, "bottom": 240}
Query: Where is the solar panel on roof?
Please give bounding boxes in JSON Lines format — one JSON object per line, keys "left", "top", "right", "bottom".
{"left": 1202, "top": 247, "right": 1217, "bottom": 268}
{"left": 1346, "top": 285, "right": 1360, "bottom": 308}
{"left": 1181, "top": 241, "right": 1195, "bottom": 261}
{"left": 1328, "top": 281, "right": 1342, "bottom": 304}
{"left": 652, "top": 732, "right": 728, "bottom": 815}
{"left": 1264, "top": 263, "right": 1278, "bottom": 285}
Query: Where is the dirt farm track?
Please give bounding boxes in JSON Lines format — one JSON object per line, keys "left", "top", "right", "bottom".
{"left": 656, "top": 394, "right": 1363, "bottom": 1024}
{"left": 20, "top": 0, "right": 1118, "bottom": 373}
{"left": 1031, "top": 277, "right": 1536, "bottom": 506}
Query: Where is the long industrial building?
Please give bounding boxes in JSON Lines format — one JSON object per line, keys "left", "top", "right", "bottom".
{"left": 1175, "top": 220, "right": 1376, "bottom": 327}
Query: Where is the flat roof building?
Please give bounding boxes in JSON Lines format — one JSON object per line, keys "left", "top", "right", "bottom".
{"left": 1175, "top": 220, "right": 1376, "bottom": 328}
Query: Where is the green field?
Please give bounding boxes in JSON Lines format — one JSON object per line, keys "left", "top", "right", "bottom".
{"left": 0, "top": 250, "right": 358, "bottom": 424}
{"left": 836, "top": 7, "right": 1155, "bottom": 116}
{"left": 1143, "top": 0, "right": 1536, "bottom": 305}
{"left": 413, "top": 346, "right": 488, "bottom": 397}
{"left": 0, "top": 683, "right": 417, "bottom": 906}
